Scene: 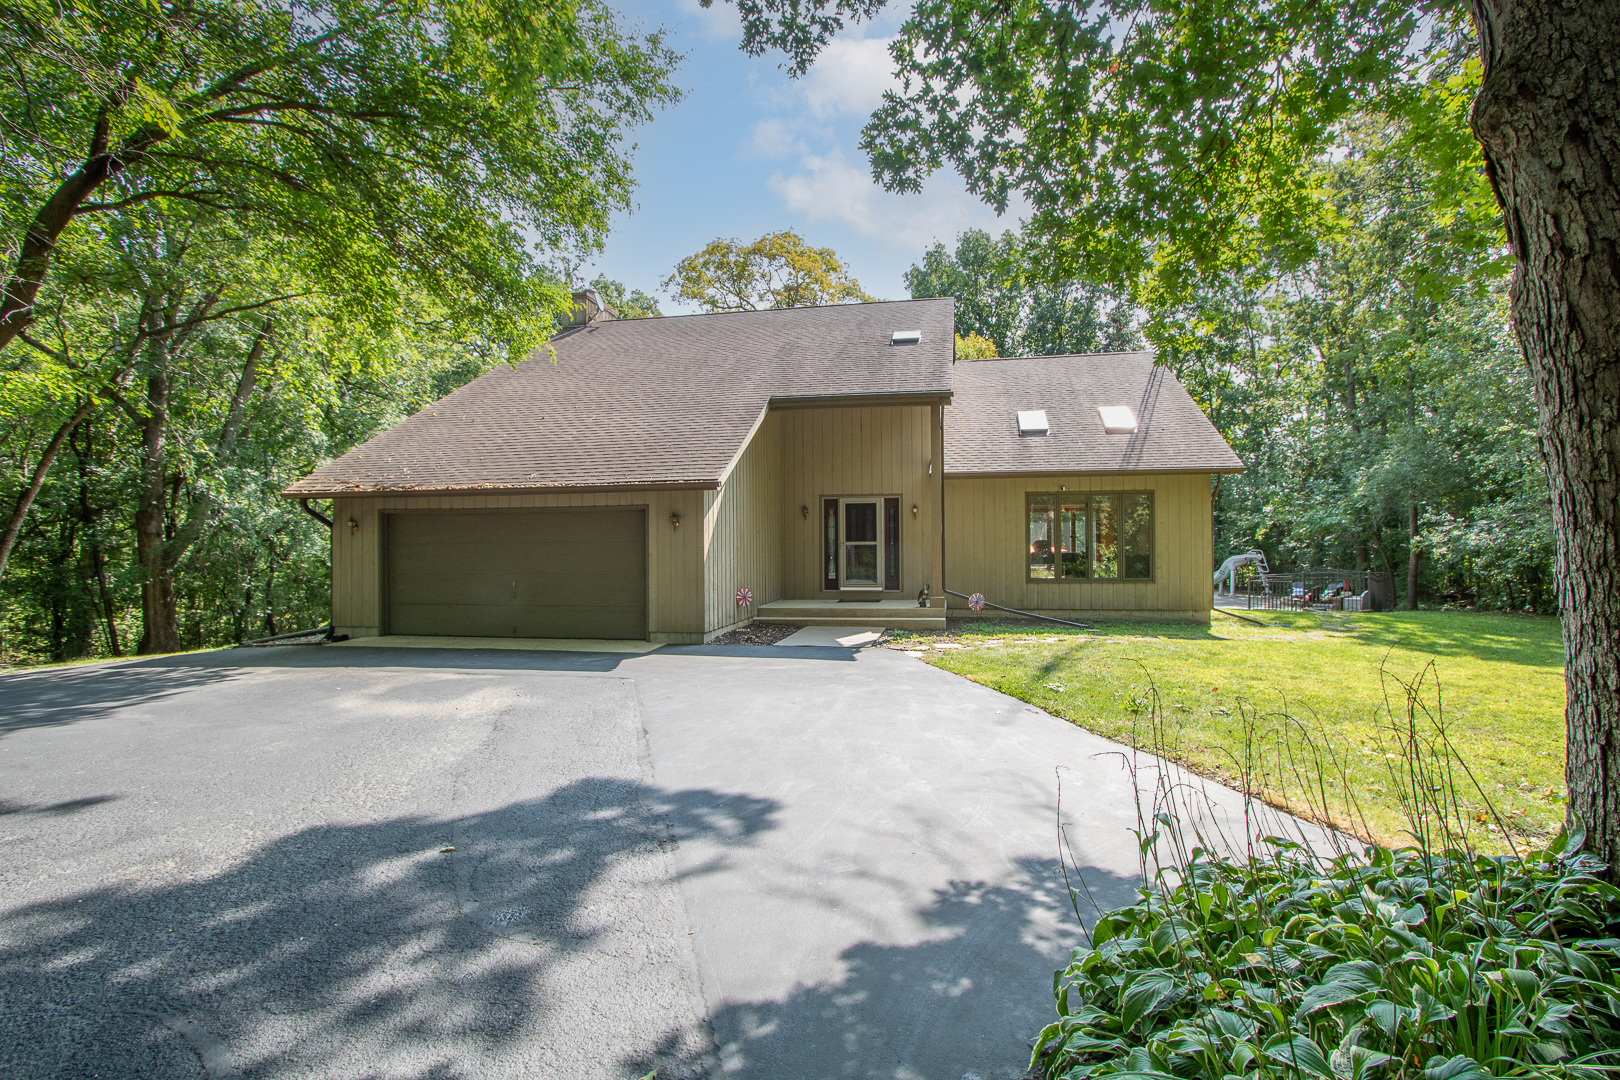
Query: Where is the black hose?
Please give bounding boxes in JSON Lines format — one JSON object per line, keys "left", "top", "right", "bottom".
{"left": 238, "top": 625, "right": 333, "bottom": 646}
{"left": 1212, "top": 606, "right": 1266, "bottom": 627}
{"left": 944, "top": 589, "right": 1094, "bottom": 630}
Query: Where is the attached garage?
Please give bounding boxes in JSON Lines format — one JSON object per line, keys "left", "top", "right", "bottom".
{"left": 385, "top": 508, "right": 648, "bottom": 639}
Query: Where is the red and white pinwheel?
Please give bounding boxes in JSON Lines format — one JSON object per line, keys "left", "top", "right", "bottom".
{"left": 968, "top": 593, "right": 987, "bottom": 611}
{"left": 735, "top": 587, "right": 753, "bottom": 607}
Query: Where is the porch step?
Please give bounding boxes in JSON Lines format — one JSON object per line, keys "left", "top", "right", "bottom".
{"left": 755, "top": 599, "right": 946, "bottom": 631}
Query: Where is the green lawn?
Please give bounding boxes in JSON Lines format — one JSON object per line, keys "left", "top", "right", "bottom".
{"left": 887, "top": 610, "right": 1567, "bottom": 850}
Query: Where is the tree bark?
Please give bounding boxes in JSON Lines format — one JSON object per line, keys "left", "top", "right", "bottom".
{"left": 1471, "top": 0, "right": 1620, "bottom": 875}
{"left": 1407, "top": 503, "right": 1420, "bottom": 610}
{"left": 133, "top": 361, "right": 180, "bottom": 655}
{"left": 0, "top": 398, "right": 95, "bottom": 581}
{"left": 131, "top": 317, "right": 268, "bottom": 654}
{"left": 0, "top": 122, "right": 166, "bottom": 354}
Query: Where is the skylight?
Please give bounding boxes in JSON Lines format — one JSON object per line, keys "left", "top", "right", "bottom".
{"left": 1017, "top": 410, "right": 1049, "bottom": 435}
{"left": 1098, "top": 405, "right": 1138, "bottom": 434}
{"left": 890, "top": 329, "right": 922, "bottom": 345}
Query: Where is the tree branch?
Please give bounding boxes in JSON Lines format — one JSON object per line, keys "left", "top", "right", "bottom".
{"left": 0, "top": 397, "right": 96, "bottom": 581}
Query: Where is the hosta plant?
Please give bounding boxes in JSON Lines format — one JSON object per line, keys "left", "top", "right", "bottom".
{"left": 1034, "top": 828, "right": 1620, "bottom": 1080}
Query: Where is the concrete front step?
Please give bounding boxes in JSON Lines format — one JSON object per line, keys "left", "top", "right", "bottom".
{"left": 756, "top": 599, "right": 946, "bottom": 631}
{"left": 756, "top": 614, "right": 947, "bottom": 630}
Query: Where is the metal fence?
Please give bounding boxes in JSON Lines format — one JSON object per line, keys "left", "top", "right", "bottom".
{"left": 1215, "top": 569, "right": 1395, "bottom": 612}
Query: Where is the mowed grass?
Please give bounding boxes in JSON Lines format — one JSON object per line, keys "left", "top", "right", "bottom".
{"left": 888, "top": 610, "right": 1567, "bottom": 849}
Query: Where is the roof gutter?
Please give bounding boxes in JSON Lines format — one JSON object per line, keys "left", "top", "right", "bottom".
{"left": 279, "top": 479, "right": 722, "bottom": 500}
{"left": 768, "top": 391, "right": 952, "bottom": 410}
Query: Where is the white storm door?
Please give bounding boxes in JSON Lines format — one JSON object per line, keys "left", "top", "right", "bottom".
{"left": 841, "top": 498, "right": 882, "bottom": 588}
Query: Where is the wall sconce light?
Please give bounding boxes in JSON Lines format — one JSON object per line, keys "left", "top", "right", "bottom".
{"left": 911, "top": 504, "right": 919, "bottom": 519}
{"left": 801, "top": 504, "right": 809, "bottom": 520}
{"left": 347, "top": 516, "right": 358, "bottom": 534}
{"left": 669, "top": 511, "right": 681, "bottom": 530}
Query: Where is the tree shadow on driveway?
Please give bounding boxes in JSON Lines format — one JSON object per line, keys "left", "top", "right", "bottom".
{"left": 644, "top": 856, "right": 1141, "bottom": 1080}
{"left": 0, "top": 778, "right": 778, "bottom": 1079}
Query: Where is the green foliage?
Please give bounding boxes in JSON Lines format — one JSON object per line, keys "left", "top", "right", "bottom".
{"left": 663, "top": 230, "right": 875, "bottom": 312}
{"left": 588, "top": 276, "right": 663, "bottom": 319}
{"left": 955, "top": 332, "right": 997, "bottom": 361}
{"left": 712, "top": 0, "right": 1492, "bottom": 308}
{"left": 1034, "top": 837, "right": 1620, "bottom": 1080}
{"left": 906, "top": 229, "right": 1140, "bottom": 357}
{"left": 0, "top": 0, "right": 681, "bottom": 358}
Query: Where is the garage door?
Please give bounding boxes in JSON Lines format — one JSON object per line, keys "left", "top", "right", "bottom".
{"left": 386, "top": 509, "right": 647, "bottom": 639}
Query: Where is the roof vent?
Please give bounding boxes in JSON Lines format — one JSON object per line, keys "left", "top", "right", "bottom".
{"left": 1017, "top": 409, "right": 1049, "bottom": 435}
{"left": 1098, "top": 405, "right": 1138, "bottom": 434}
{"left": 890, "top": 329, "right": 922, "bottom": 345}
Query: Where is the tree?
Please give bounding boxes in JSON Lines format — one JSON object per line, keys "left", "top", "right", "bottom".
{"left": 0, "top": 0, "right": 680, "bottom": 361}
{"left": 664, "top": 230, "right": 874, "bottom": 311}
{"left": 588, "top": 276, "right": 663, "bottom": 319}
{"left": 710, "top": 0, "right": 1620, "bottom": 875}
{"left": 906, "top": 228, "right": 1140, "bottom": 356}
{"left": 954, "top": 333, "right": 996, "bottom": 361}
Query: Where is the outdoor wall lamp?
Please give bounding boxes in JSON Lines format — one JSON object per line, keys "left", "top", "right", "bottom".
{"left": 347, "top": 516, "right": 358, "bottom": 534}
{"left": 801, "top": 504, "right": 809, "bottom": 520}
{"left": 669, "top": 511, "right": 681, "bottom": 530}
{"left": 911, "top": 504, "right": 919, "bottom": 519}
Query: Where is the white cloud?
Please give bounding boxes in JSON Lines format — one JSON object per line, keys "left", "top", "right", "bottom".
{"left": 674, "top": 0, "right": 742, "bottom": 41}
{"left": 767, "top": 147, "right": 1027, "bottom": 252}
{"left": 748, "top": 118, "right": 808, "bottom": 159}
{"left": 799, "top": 36, "right": 900, "bottom": 118}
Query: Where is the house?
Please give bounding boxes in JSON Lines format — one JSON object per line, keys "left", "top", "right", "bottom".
{"left": 284, "top": 298, "right": 1243, "bottom": 642}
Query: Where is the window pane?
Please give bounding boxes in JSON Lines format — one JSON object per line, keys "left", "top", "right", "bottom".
{"left": 825, "top": 502, "right": 838, "bottom": 583}
{"left": 1027, "top": 496, "right": 1055, "bottom": 579}
{"left": 1059, "top": 504, "right": 1088, "bottom": 579}
{"left": 1122, "top": 492, "right": 1152, "bottom": 579}
{"left": 845, "top": 501, "right": 877, "bottom": 542}
{"left": 1092, "top": 494, "right": 1119, "bottom": 578}
{"left": 846, "top": 543, "right": 878, "bottom": 583}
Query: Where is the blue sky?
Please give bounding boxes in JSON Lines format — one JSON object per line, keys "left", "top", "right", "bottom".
{"left": 579, "top": 0, "right": 1026, "bottom": 312}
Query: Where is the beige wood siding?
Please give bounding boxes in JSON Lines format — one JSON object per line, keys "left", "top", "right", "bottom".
{"left": 944, "top": 472, "right": 1214, "bottom": 621}
{"left": 329, "top": 489, "right": 705, "bottom": 642}
{"left": 704, "top": 411, "right": 783, "bottom": 636}
{"left": 775, "top": 404, "right": 937, "bottom": 600}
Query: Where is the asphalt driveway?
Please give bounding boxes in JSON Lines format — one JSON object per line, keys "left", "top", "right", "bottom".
{"left": 0, "top": 642, "right": 1186, "bottom": 1079}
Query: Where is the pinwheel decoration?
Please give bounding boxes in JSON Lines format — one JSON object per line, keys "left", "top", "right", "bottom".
{"left": 736, "top": 587, "right": 753, "bottom": 607}
{"left": 968, "top": 592, "right": 986, "bottom": 611}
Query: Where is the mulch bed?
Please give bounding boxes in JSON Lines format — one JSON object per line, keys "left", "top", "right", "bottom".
{"left": 707, "top": 621, "right": 803, "bottom": 646}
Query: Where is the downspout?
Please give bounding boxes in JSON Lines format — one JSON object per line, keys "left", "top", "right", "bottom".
{"left": 299, "top": 498, "right": 333, "bottom": 528}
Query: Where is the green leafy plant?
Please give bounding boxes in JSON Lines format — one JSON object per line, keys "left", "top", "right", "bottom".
{"left": 1036, "top": 673, "right": 1620, "bottom": 1080}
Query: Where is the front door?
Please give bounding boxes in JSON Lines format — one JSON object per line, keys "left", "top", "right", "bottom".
{"left": 841, "top": 498, "right": 881, "bottom": 588}
{"left": 822, "top": 496, "right": 901, "bottom": 591}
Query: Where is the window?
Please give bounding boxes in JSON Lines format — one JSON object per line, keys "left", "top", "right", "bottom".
{"left": 1026, "top": 492, "right": 1153, "bottom": 581}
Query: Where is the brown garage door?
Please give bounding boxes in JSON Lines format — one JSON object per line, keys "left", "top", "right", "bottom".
{"left": 386, "top": 508, "right": 647, "bottom": 639}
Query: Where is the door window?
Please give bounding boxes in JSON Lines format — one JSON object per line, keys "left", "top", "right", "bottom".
{"left": 843, "top": 500, "right": 880, "bottom": 586}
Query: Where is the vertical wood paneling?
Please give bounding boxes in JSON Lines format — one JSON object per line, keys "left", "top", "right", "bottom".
{"left": 943, "top": 471, "right": 1214, "bottom": 620}
{"left": 775, "top": 404, "right": 935, "bottom": 599}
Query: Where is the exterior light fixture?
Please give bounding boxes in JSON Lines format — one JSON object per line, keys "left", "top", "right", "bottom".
{"left": 911, "top": 504, "right": 919, "bottom": 518}
{"left": 669, "top": 511, "right": 681, "bottom": 530}
{"left": 347, "top": 516, "right": 358, "bottom": 534}
{"left": 801, "top": 504, "right": 810, "bottom": 520}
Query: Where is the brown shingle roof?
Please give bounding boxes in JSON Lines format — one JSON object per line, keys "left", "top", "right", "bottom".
{"left": 285, "top": 299, "right": 955, "bottom": 496}
{"left": 944, "top": 352, "right": 1245, "bottom": 474}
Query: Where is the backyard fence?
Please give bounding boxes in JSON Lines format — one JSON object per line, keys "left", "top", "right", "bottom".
{"left": 1215, "top": 568, "right": 1395, "bottom": 612}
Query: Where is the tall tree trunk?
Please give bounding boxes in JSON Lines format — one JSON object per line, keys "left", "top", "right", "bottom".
{"left": 1471, "top": 0, "right": 1620, "bottom": 875}
{"left": 0, "top": 398, "right": 95, "bottom": 581}
{"left": 133, "top": 365, "right": 180, "bottom": 655}
{"left": 1406, "top": 503, "right": 1420, "bottom": 611}
{"left": 75, "top": 421, "right": 122, "bottom": 657}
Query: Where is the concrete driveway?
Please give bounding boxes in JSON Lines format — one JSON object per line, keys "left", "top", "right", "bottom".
{"left": 0, "top": 642, "right": 1187, "bottom": 1079}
